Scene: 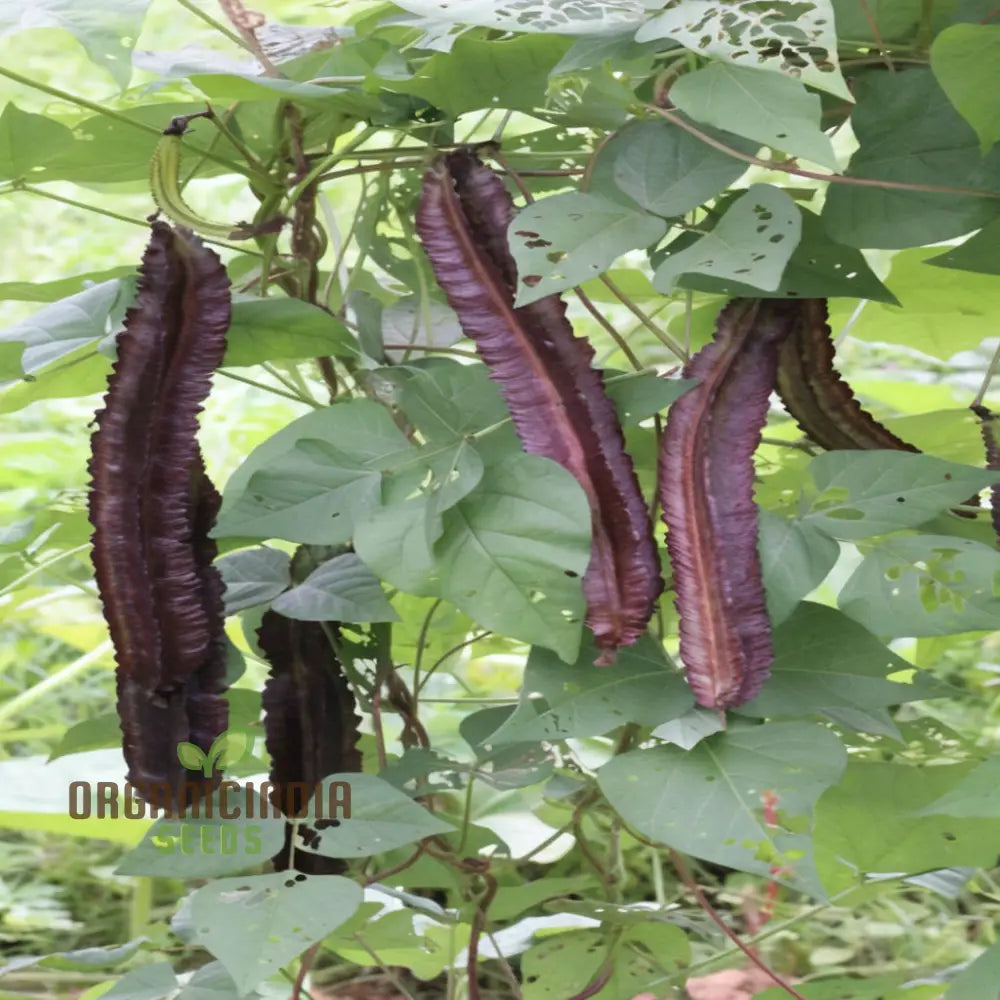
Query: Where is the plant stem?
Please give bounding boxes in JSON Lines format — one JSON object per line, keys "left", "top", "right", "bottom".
{"left": 128, "top": 877, "right": 154, "bottom": 938}
{"left": 598, "top": 273, "right": 686, "bottom": 360}
{"left": 0, "top": 65, "right": 252, "bottom": 177}
{"left": 411, "top": 598, "right": 442, "bottom": 715}
{"left": 574, "top": 286, "right": 644, "bottom": 370}
{"left": 669, "top": 849, "right": 808, "bottom": 1000}
{"left": 286, "top": 125, "right": 379, "bottom": 208}
{"left": 173, "top": 0, "right": 248, "bottom": 49}
{"left": 216, "top": 368, "right": 319, "bottom": 405}
{"left": 648, "top": 104, "right": 1000, "bottom": 200}
{"left": 972, "top": 338, "right": 1000, "bottom": 408}
{"left": 0, "top": 543, "right": 91, "bottom": 598}
{"left": 0, "top": 640, "right": 113, "bottom": 729}
{"left": 14, "top": 185, "right": 266, "bottom": 257}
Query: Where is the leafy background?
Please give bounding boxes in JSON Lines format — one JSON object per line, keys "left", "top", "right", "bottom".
{"left": 4, "top": 1, "right": 1000, "bottom": 999}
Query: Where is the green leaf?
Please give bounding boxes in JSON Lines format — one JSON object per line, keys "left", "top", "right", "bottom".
{"left": 214, "top": 400, "right": 419, "bottom": 543}
{"left": 391, "top": 0, "right": 646, "bottom": 35}
{"left": 0, "top": 266, "right": 136, "bottom": 302}
{"left": 739, "top": 602, "right": 947, "bottom": 720}
{"left": 0, "top": 940, "right": 145, "bottom": 977}
{"left": 828, "top": 0, "right": 921, "bottom": 43}
{"left": 98, "top": 963, "right": 178, "bottom": 1000}
{"left": 508, "top": 191, "right": 668, "bottom": 306}
{"left": 490, "top": 633, "right": 693, "bottom": 742}
{"left": 270, "top": 552, "right": 399, "bottom": 622}
{"left": 0, "top": 344, "right": 111, "bottom": 414}
{"left": 48, "top": 713, "right": 123, "bottom": 761}
{"left": 884, "top": 408, "right": 987, "bottom": 467}
{"left": 435, "top": 452, "right": 591, "bottom": 663}
{"left": 652, "top": 184, "right": 801, "bottom": 293}
{"left": 599, "top": 721, "right": 846, "bottom": 896}
{"left": 188, "top": 873, "right": 362, "bottom": 995}
{"left": 306, "top": 774, "right": 454, "bottom": 858}
{"left": 846, "top": 247, "right": 1000, "bottom": 358}
{"left": 839, "top": 534, "right": 1000, "bottom": 637}
{"left": 216, "top": 547, "right": 292, "bottom": 614}
{"left": 598, "top": 722, "right": 847, "bottom": 897}
{"left": 634, "top": 0, "right": 849, "bottom": 98}
{"left": 38, "top": 102, "right": 218, "bottom": 184}
{"left": 176, "top": 742, "right": 207, "bottom": 770}
{"left": 0, "top": 103, "right": 76, "bottom": 180}
{"left": 223, "top": 299, "right": 357, "bottom": 368}
{"left": 521, "top": 927, "right": 678, "bottom": 1000}
{"left": 386, "top": 360, "right": 509, "bottom": 443}
{"left": 759, "top": 512, "right": 840, "bottom": 625}
{"left": 927, "top": 216, "right": 1000, "bottom": 275}
{"left": 674, "top": 206, "right": 897, "bottom": 302}
{"left": 652, "top": 708, "right": 726, "bottom": 750}
{"left": 0, "top": 0, "right": 152, "bottom": 88}
{"left": 398, "top": 33, "right": 571, "bottom": 116}
{"left": 592, "top": 118, "right": 757, "bottom": 217}
{"left": 188, "top": 74, "right": 378, "bottom": 116}
{"left": 814, "top": 761, "right": 1000, "bottom": 894}
{"left": 0, "top": 751, "right": 149, "bottom": 846}
{"left": 917, "top": 757, "right": 1000, "bottom": 819}
{"left": 603, "top": 371, "right": 694, "bottom": 426}
{"left": 931, "top": 24, "right": 1000, "bottom": 152}
{"left": 0, "top": 340, "right": 24, "bottom": 380}
{"left": 822, "top": 70, "right": 1000, "bottom": 249}
{"left": 945, "top": 941, "right": 1000, "bottom": 1000}
{"left": 670, "top": 62, "right": 837, "bottom": 169}
{"left": 0, "top": 278, "right": 123, "bottom": 374}
{"left": 326, "top": 909, "right": 468, "bottom": 981}
{"left": 116, "top": 797, "right": 287, "bottom": 878}
{"left": 354, "top": 496, "right": 441, "bottom": 597}
{"left": 802, "top": 451, "right": 998, "bottom": 540}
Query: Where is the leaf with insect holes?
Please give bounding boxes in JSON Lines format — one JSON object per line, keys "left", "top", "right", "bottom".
{"left": 508, "top": 191, "right": 667, "bottom": 306}
{"left": 838, "top": 534, "right": 1000, "bottom": 637}
{"left": 653, "top": 185, "right": 801, "bottom": 293}
{"left": 635, "top": 0, "right": 849, "bottom": 99}
{"left": 189, "top": 873, "right": 363, "bottom": 995}
{"left": 801, "top": 451, "right": 999, "bottom": 540}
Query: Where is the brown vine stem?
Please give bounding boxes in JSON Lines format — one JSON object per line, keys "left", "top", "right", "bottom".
{"left": 316, "top": 159, "right": 427, "bottom": 184}
{"left": 466, "top": 874, "right": 498, "bottom": 1000}
{"left": 647, "top": 105, "right": 1000, "bottom": 201}
{"left": 567, "top": 935, "right": 622, "bottom": 1000}
{"left": 11, "top": 185, "right": 267, "bottom": 258}
{"left": 415, "top": 631, "right": 491, "bottom": 694}
{"left": 289, "top": 943, "right": 318, "bottom": 1000}
{"left": 598, "top": 273, "right": 687, "bottom": 360}
{"left": 857, "top": 0, "right": 895, "bottom": 72}
{"left": 574, "top": 288, "right": 645, "bottom": 370}
{"left": 216, "top": 0, "right": 281, "bottom": 76}
{"left": 668, "top": 849, "right": 808, "bottom": 1000}
{"left": 363, "top": 843, "right": 427, "bottom": 886}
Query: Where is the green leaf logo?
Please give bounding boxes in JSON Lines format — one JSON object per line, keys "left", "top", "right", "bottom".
{"left": 176, "top": 730, "right": 256, "bottom": 777}
{"left": 176, "top": 742, "right": 207, "bottom": 771}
